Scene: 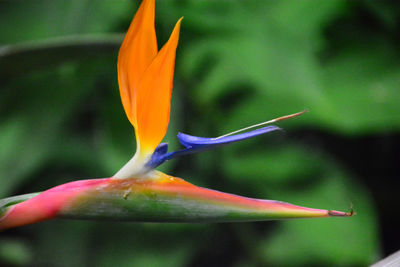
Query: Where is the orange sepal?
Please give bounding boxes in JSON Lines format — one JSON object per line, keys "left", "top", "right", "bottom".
{"left": 117, "top": 0, "right": 157, "bottom": 127}
{"left": 136, "top": 18, "right": 182, "bottom": 154}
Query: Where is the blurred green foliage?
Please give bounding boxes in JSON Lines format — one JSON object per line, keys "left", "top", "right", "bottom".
{"left": 1, "top": 0, "right": 399, "bottom": 266}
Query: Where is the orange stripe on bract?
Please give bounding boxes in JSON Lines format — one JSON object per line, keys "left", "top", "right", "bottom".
{"left": 136, "top": 18, "right": 182, "bottom": 154}
{"left": 117, "top": 0, "right": 157, "bottom": 127}
{"left": 105, "top": 174, "right": 333, "bottom": 218}
{"left": 143, "top": 178, "right": 331, "bottom": 216}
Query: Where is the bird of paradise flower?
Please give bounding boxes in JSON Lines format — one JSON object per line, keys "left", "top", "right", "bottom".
{"left": 0, "top": 0, "right": 352, "bottom": 231}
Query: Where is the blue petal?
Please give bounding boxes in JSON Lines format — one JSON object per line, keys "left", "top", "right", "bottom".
{"left": 146, "top": 125, "right": 280, "bottom": 169}
{"left": 152, "top": 142, "right": 169, "bottom": 156}
{"left": 177, "top": 125, "right": 280, "bottom": 148}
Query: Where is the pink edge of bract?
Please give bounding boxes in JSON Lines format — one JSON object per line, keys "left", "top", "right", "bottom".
{"left": 0, "top": 178, "right": 110, "bottom": 230}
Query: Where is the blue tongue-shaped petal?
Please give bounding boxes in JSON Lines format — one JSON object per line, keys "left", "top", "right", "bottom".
{"left": 146, "top": 125, "right": 280, "bottom": 169}
{"left": 177, "top": 125, "right": 280, "bottom": 148}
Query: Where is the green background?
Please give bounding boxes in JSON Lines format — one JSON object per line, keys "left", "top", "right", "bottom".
{"left": 1, "top": 0, "right": 399, "bottom": 266}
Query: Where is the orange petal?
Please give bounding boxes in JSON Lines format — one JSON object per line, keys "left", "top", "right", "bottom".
{"left": 136, "top": 18, "right": 182, "bottom": 154}
{"left": 117, "top": 0, "right": 157, "bottom": 127}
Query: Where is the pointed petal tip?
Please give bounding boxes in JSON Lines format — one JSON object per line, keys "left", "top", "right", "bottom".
{"left": 328, "top": 203, "right": 354, "bottom": 217}
{"left": 169, "top": 17, "right": 183, "bottom": 36}
{"left": 171, "top": 17, "right": 183, "bottom": 36}
{"left": 174, "top": 17, "right": 183, "bottom": 31}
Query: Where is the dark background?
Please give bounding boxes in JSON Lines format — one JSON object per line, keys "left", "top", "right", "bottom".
{"left": 1, "top": 0, "right": 399, "bottom": 266}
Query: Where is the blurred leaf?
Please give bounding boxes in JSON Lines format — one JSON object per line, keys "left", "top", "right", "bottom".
{"left": 95, "top": 225, "right": 194, "bottom": 267}
{"left": 0, "top": 0, "right": 133, "bottom": 44}
{"left": 32, "top": 221, "right": 92, "bottom": 267}
{"left": 0, "top": 238, "right": 32, "bottom": 266}
{"left": 0, "top": 59, "right": 112, "bottom": 196}
{"left": 0, "top": 34, "right": 122, "bottom": 80}
{"left": 181, "top": 0, "right": 400, "bottom": 134}
{"left": 222, "top": 143, "right": 327, "bottom": 186}
{"left": 181, "top": 0, "right": 345, "bottom": 109}
{"left": 321, "top": 42, "right": 400, "bottom": 133}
